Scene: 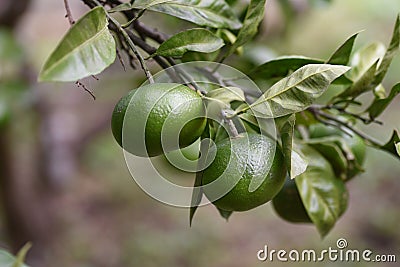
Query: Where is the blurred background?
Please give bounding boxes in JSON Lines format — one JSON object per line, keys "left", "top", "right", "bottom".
{"left": 0, "top": 0, "right": 399, "bottom": 266}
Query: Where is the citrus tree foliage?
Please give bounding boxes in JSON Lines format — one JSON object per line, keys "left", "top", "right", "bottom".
{"left": 39, "top": 0, "right": 400, "bottom": 237}
{"left": 0, "top": 243, "right": 31, "bottom": 267}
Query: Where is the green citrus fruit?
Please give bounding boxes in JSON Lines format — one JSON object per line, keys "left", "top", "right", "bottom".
{"left": 272, "top": 176, "right": 311, "bottom": 223}
{"left": 163, "top": 138, "right": 200, "bottom": 172}
{"left": 202, "top": 133, "right": 286, "bottom": 212}
{"left": 111, "top": 83, "right": 206, "bottom": 157}
{"left": 309, "top": 123, "right": 366, "bottom": 179}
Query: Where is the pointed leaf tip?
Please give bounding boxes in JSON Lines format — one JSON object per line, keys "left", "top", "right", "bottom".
{"left": 38, "top": 7, "right": 116, "bottom": 82}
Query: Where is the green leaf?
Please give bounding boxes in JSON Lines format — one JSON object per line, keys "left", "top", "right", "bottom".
{"left": 367, "top": 83, "right": 400, "bottom": 120}
{"left": 156, "top": 29, "right": 224, "bottom": 57}
{"left": 306, "top": 138, "right": 349, "bottom": 179}
{"left": 332, "top": 75, "right": 353, "bottom": 86}
{"left": 13, "top": 243, "right": 32, "bottom": 267}
{"left": 346, "top": 42, "right": 386, "bottom": 82}
{"left": 249, "top": 56, "right": 323, "bottom": 81}
{"left": 217, "top": 207, "right": 233, "bottom": 221}
{"left": 373, "top": 84, "right": 387, "bottom": 99}
{"left": 374, "top": 15, "right": 400, "bottom": 85}
{"left": 248, "top": 64, "right": 350, "bottom": 118}
{"left": 396, "top": 142, "right": 400, "bottom": 157}
{"left": 190, "top": 126, "right": 212, "bottom": 225}
{"left": 0, "top": 246, "right": 30, "bottom": 267}
{"left": 110, "top": 1, "right": 179, "bottom": 12}
{"left": 206, "top": 87, "right": 245, "bottom": 104}
{"left": 182, "top": 50, "right": 219, "bottom": 62}
{"left": 217, "top": 29, "right": 237, "bottom": 45}
{"left": 239, "top": 112, "right": 261, "bottom": 134}
{"left": 276, "top": 114, "right": 307, "bottom": 178}
{"left": 227, "top": 0, "right": 267, "bottom": 56}
{"left": 107, "top": 3, "right": 132, "bottom": 13}
{"left": 190, "top": 169, "right": 203, "bottom": 226}
{"left": 134, "top": 0, "right": 242, "bottom": 30}
{"left": 294, "top": 145, "right": 348, "bottom": 237}
{"left": 327, "top": 32, "right": 359, "bottom": 65}
{"left": 290, "top": 150, "right": 308, "bottom": 179}
{"left": 379, "top": 130, "right": 400, "bottom": 159}
{"left": 338, "top": 60, "right": 379, "bottom": 98}
{"left": 38, "top": 7, "right": 116, "bottom": 82}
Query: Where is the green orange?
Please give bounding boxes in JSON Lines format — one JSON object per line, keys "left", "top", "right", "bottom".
{"left": 111, "top": 83, "right": 206, "bottom": 157}
{"left": 202, "top": 133, "right": 286, "bottom": 211}
{"left": 272, "top": 176, "right": 311, "bottom": 223}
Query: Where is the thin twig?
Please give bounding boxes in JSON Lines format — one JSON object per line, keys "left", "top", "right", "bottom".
{"left": 163, "top": 57, "right": 203, "bottom": 93}
{"left": 90, "top": 0, "right": 154, "bottom": 83}
{"left": 108, "top": 20, "right": 154, "bottom": 83}
{"left": 133, "top": 20, "right": 170, "bottom": 43}
{"left": 311, "top": 112, "right": 353, "bottom": 138}
{"left": 115, "top": 31, "right": 137, "bottom": 69}
{"left": 307, "top": 106, "right": 382, "bottom": 147}
{"left": 320, "top": 104, "right": 383, "bottom": 125}
{"left": 76, "top": 81, "right": 96, "bottom": 100}
{"left": 116, "top": 48, "right": 126, "bottom": 71}
{"left": 63, "top": 0, "right": 75, "bottom": 25}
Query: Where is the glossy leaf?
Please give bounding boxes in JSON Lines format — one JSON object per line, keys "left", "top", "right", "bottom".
{"left": 346, "top": 42, "right": 386, "bottom": 82}
{"left": 379, "top": 130, "right": 400, "bottom": 160}
{"left": 338, "top": 60, "right": 379, "bottom": 98}
{"left": 156, "top": 29, "right": 224, "bottom": 57}
{"left": 276, "top": 114, "right": 307, "bottom": 178}
{"left": 190, "top": 126, "right": 212, "bottom": 225}
{"left": 327, "top": 32, "right": 359, "bottom": 65}
{"left": 0, "top": 247, "right": 30, "bottom": 267}
{"left": 367, "top": 83, "right": 400, "bottom": 120}
{"left": 396, "top": 143, "right": 400, "bottom": 157}
{"left": 190, "top": 169, "right": 204, "bottom": 226}
{"left": 217, "top": 29, "right": 237, "bottom": 45}
{"left": 182, "top": 50, "right": 219, "bottom": 62}
{"left": 290, "top": 150, "right": 308, "bottom": 179}
{"left": 332, "top": 75, "right": 353, "bottom": 86}
{"left": 239, "top": 112, "right": 260, "bottom": 133}
{"left": 373, "top": 84, "right": 387, "bottom": 99}
{"left": 249, "top": 56, "right": 323, "bottom": 81}
{"left": 248, "top": 64, "right": 350, "bottom": 118}
{"left": 294, "top": 145, "right": 348, "bottom": 237}
{"left": 306, "top": 138, "right": 348, "bottom": 179}
{"left": 276, "top": 115, "right": 294, "bottom": 177}
{"left": 294, "top": 110, "right": 318, "bottom": 126}
{"left": 374, "top": 15, "right": 400, "bottom": 84}
{"left": 133, "top": 0, "right": 242, "bottom": 29}
{"left": 206, "top": 87, "right": 245, "bottom": 104}
{"left": 38, "top": 7, "right": 116, "bottom": 82}
{"left": 107, "top": 3, "right": 132, "bottom": 13}
{"left": 228, "top": 0, "right": 267, "bottom": 56}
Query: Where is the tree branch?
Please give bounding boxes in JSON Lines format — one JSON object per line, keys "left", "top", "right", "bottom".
{"left": 307, "top": 105, "right": 382, "bottom": 147}
{"left": 63, "top": 0, "right": 75, "bottom": 25}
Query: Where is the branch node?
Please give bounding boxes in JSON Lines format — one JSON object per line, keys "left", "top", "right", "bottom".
{"left": 63, "top": 0, "right": 75, "bottom": 25}
{"left": 75, "top": 81, "right": 96, "bottom": 100}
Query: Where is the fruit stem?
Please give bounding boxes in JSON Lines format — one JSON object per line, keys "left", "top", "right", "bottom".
{"left": 222, "top": 110, "right": 240, "bottom": 138}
